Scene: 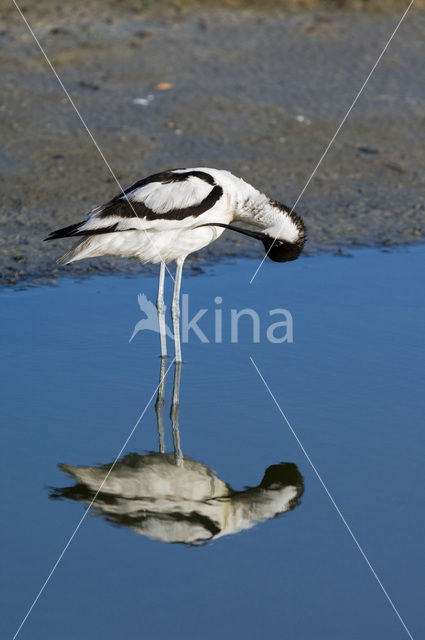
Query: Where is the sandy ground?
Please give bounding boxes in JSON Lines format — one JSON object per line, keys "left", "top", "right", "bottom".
{"left": 0, "top": 1, "right": 424, "bottom": 286}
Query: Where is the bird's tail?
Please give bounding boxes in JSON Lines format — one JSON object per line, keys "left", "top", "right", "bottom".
{"left": 56, "top": 238, "right": 98, "bottom": 265}
{"left": 56, "top": 248, "right": 78, "bottom": 265}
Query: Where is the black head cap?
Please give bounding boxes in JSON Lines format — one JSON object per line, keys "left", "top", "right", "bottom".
{"left": 261, "top": 237, "right": 305, "bottom": 263}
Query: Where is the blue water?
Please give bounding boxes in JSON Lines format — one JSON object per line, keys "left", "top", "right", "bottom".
{"left": 1, "top": 246, "right": 424, "bottom": 639}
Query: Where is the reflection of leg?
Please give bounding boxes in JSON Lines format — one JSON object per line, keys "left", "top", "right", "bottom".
{"left": 170, "top": 362, "right": 183, "bottom": 465}
{"left": 156, "top": 262, "right": 167, "bottom": 358}
{"left": 171, "top": 259, "right": 184, "bottom": 363}
{"left": 155, "top": 356, "right": 167, "bottom": 453}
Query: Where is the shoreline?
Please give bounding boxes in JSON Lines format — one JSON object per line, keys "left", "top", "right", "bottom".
{"left": 1, "top": 4, "right": 424, "bottom": 287}
{"left": 4, "top": 241, "right": 423, "bottom": 291}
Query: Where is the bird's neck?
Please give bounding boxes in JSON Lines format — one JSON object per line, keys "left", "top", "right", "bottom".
{"left": 233, "top": 189, "right": 298, "bottom": 241}
{"left": 235, "top": 190, "right": 274, "bottom": 225}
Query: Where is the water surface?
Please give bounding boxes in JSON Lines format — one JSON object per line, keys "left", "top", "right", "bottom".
{"left": 1, "top": 247, "right": 424, "bottom": 639}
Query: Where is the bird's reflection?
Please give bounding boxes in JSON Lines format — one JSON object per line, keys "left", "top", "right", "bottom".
{"left": 50, "top": 360, "right": 304, "bottom": 546}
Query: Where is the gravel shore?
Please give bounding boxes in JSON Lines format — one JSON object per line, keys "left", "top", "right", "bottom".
{"left": 1, "top": 1, "right": 424, "bottom": 286}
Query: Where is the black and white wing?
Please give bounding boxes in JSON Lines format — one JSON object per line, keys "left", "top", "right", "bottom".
{"left": 45, "top": 169, "right": 224, "bottom": 241}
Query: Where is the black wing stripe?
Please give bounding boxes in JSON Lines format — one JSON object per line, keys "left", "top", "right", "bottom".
{"left": 44, "top": 170, "right": 222, "bottom": 241}
{"left": 99, "top": 184, "right": 223, "bottom": 220}
{"left": 44, "top": 222, "right": 85, "bottom": 241}
{"left": 44, "top": 223, "right": 128, "bottom": 241}
{"left": 110, "top": 169, "right": 216, "bottom": 204}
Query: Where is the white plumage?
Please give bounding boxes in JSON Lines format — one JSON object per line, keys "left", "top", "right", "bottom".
{"left": 54, "top": 455, "right": 303, "bottom": 545}
{"left": 46, "top": 167, "right": 306, "bottom": 361}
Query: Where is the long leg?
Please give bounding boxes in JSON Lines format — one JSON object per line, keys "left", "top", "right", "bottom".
{"left": 170, "top": 362, "right": 183, "bottom": 466}
{"left": 171, "top": 258, "right": 184, "bottom": 363}
{"left": 156, "top": 262, "right": 167, "bottom": 358}
{"left": 154, "top": 355, "right": 167, "bottom": 453}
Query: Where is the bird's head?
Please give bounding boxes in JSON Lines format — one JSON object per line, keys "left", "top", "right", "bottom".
{"left": 256, "top": 234, "right": 305, "bottom": 263}
{"left": 198, "top": 201, "right": 306, "bottom": 263}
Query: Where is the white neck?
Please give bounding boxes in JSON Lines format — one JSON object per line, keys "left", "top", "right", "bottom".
{"left": 232, "top": 183, "right": 301, "bottom": 244}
